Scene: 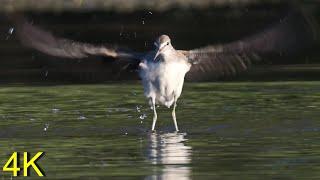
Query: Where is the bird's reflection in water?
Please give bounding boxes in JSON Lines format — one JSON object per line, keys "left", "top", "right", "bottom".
{"left": 146, "top": 132, "right": 192, "bottom": 180}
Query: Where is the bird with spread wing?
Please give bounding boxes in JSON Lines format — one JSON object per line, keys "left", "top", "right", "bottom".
{"left": 10, "top": 10, "right": 317, "bottom": 131}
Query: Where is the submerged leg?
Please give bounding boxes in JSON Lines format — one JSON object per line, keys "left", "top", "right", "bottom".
{"left": 151, "top": 98, "right": 157, "bottom": 131}
{"left": 172, "top": 100, "right": 179, "bottom": 132}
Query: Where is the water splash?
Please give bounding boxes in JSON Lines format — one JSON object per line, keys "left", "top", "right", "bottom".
{"left": 78, "top": 115, "right": 87, "bottom": 120}
{"left": 8, "top": 27, "right": 14, "bottom": 34}
{"left": 5, "top": 27, "right": 15, "bottom": 40}
{"left": 139, "top": 114, "right": 147, "bottom": 120}
{"left": 52, "top": 108, "right": 60, "bottom": 113}
{"left": 107, "top": 107, "right": 132, "bottom": 113}
{"left": 136, "top": 105, "right": 141, "bottom": 112}
{"left": 43, "top": 123, "right": 49, "bottom": 131}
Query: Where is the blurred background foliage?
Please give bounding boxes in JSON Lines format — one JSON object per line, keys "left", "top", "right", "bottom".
{"left": 0, "top": 0, "right": 319, "bottom": 83}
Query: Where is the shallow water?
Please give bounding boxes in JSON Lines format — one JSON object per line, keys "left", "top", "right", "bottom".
{"left": 0, "top": 81, "right": 320, "bottom": 179}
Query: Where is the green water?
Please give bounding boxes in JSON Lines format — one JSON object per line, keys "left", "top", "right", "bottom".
{"left": 0, "top": 81, "right": 320, "bottom": 179}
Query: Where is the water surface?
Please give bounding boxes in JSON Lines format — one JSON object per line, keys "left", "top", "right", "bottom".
{"left": 0, "top": 81, "right": 320, "bottom": 179}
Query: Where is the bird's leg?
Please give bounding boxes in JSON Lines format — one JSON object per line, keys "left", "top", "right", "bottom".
{"left": 172, "top": 99, "right": 179, "bottom": 132}
{"left": 151, "top": 98, "right": 157, "bottom": 131}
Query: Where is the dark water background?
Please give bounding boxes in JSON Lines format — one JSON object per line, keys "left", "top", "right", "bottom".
{"left": 0, "top": 1, "right": 320, "bottom": 82}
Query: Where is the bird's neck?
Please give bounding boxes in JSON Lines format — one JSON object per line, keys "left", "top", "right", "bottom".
{"left": 161, "top": 46, "right": 174, "bottom": 55}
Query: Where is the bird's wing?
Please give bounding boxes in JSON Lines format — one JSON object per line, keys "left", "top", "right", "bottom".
{"left": 11, "top": 14, "right": 143, "bottom": 60}
{"left": 179, "top": 10, "right": 317, "bottom": 81}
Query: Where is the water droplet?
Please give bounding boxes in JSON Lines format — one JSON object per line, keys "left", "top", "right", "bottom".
{"left": 52, "top": 108, "right": 60, "bottom": 113}
{"left": 148, "top": 11, "right": 153, "bottom": 15}
{"left": 101, "top": 161, "right": 108, "bottom": 167}
{"left": 192, "top": 61, "right": 199, "bottom": 65}
{"left": 136, "top": 105, "right": 141, "bottom": 112}
{"left": 119, "top": 26, "right": 124, "bottom": 36}
{"left": 43, "top": 123, "right": 49, "bottom": 131}
{"left": 78, "top": 115, "right": 87, "bottom": 120}
{"left": 125, "top": 132, "right": 128, "bottom": 135}
{"left": 139, "top": 114, "right": 147, "bottom": 120}
{"left": 8, "top": 27, "right": 14, "bottom": 34}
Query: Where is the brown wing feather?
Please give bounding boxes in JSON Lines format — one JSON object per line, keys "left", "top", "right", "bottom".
{"left": 11, "top": 14, "right": 142, "bottom": 60}
{"left": 180, "top": 10, "right": 317, "bottom": 81}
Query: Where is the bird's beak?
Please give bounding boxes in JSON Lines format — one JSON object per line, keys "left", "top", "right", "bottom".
{"left": 154, "top": 49, "right": 161, "bottom": 61}
{"left": 154, "top": 44, "right": 165, "bottom": 61}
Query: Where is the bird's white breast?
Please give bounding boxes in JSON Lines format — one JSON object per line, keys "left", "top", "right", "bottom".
{"left": 139, "top": 52, "right": 191, "bottom": 108}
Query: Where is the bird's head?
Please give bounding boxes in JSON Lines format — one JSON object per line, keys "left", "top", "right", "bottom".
{"left": 154, "top": 34, "right": 172, "bottom": 60}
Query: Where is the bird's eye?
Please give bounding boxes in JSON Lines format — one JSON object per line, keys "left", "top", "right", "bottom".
{"left": 167, "top": 42, "right": 169, "bottom": 45}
